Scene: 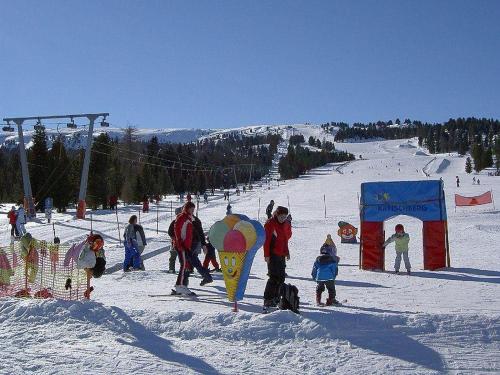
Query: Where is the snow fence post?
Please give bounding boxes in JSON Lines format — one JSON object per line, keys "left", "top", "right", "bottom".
{"left": 115, "top": 208, "right": 121, "bottom": 245}
{"left": 323, "top": 194, "right": 327, "bottom": 218}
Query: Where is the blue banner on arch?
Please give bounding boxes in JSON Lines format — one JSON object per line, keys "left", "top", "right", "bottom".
{"left": 361, "top": 180, "right": 447, "bottom": 222}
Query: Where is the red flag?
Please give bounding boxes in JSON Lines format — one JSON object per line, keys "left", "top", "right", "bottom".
{"left": 455, "top": 191, "right": 493, "bottom": 206}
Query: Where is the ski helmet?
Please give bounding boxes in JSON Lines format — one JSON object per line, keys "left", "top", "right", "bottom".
{"left": 395, "top": 224, "right": 404, "bottom": 233}
{"left": 89, "top": 234, "right": 104, "bottom": 252}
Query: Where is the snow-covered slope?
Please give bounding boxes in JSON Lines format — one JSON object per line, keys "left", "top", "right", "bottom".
{"left": 1, "top": 138, "right": 499, "bottom": 374}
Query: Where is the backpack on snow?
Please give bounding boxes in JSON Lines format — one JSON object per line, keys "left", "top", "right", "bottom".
{"left": 278, "top": 283, "right": 300, "bottom": 314}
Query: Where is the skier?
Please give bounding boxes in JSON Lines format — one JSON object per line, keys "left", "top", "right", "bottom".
{"left": 311, "top": 235, "right": 340, "bottom": 306}
{"left": 142, "top": 197, "right": 149, "bottom": 213}
{"left": 226, "top": 203, "right": 232, "bottom": 215}
{"left": 263, "top": 206, "right": 292, "bottom": 312}
{"left": 477, "top": 178, "right": 481, "bottom": 185}
{"left": 203, "top": 238, "right": 221, "bottom": 272}
{"left": 167, "top": 207, "right": 182, "bottom": 273}
{"left": 123, "top": 215, "right": 142, "bottom": 271}
{"left": 134, "top": 221, "right": 147, "bottom": 270}
{"left": 203, "top": 192, "right": 208, "bottom": 204}
{"left": 173, "top": 202, "right": 212, "bottom": 295}
{"left": 76, "top": 234, "right": 106, "bottom": 299}
{"left": 383, "top": 224, "right": 411, "bottom": 274}
{"left": 7, "top": 206, "right": 18, "bottom": 238}
{"left": 456, "top": 176, "right": 460, "bottom": 188}
{"left": 473, "top": 177, "right": 476, "bottom": 185}
{"left": 265, "top": 200, "right": 275, "bottom": 219}
{"left": 15, "top": 205, "right": 27, "bottom": 237}
{"left": 243, "top": 185, "right": 246, "bottom": 194}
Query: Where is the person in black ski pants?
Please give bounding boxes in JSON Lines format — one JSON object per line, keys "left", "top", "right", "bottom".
{"left": 266, "top": 200, "right": 275, "bottom": 219}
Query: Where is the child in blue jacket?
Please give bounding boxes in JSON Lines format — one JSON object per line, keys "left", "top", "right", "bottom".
{"left": 311, "top": 235, "right": 340, "bottom": 306}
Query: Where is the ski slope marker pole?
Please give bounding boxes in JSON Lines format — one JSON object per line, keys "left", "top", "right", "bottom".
{"left": 323, "top": 194, "right": 326, "bottom": 218}
{"left": 115, "top": 208, "right": 121, "bottom": 245}
{"left": 156, "top": 202, "right": 159, "bottom": 234}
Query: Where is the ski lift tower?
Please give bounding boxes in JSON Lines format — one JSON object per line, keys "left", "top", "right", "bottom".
{"left": 3, "top": 112, "right": 109, "bottom": 220}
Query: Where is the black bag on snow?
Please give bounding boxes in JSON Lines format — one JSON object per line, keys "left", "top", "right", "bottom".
{"left": 278, "top": 283, "right": 300, "bottom": 314}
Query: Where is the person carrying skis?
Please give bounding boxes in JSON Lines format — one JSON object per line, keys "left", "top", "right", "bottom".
{"left": 173, "top": 202, "right": 212, "bottom": 295}
{"left": 263, "top": 205, "right": 292, "bottom": 311}
{"left": 265, "top": 200, "right": 274, "bottom": 219}
{"left": 123, "top": 215, "right": 142, "bottom": 271}
{"left": 383, "top": 224, "right": 411, "bottom": 274}
{"left": 311, "top": 235, "right": 340, "bottom": 306}
{"left": 16, "top": 205, "right": 27, "bottom": 237}
{"left": 7, "top": 206, "right": 18, "bottom": 238}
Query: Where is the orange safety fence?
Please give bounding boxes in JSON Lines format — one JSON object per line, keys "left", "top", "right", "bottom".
{"left": 0, "top": 240, "right": 87, "bottom": 300}
{"left": 454, "top": 191, "right": 493, "bottom": 207}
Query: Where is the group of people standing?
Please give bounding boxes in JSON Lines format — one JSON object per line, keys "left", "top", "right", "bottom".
{"left": 7, "top": 205, "right": 27, "bottom": 239}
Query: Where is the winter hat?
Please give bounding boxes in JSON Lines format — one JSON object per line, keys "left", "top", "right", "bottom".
{"left": 324, "top": 234, "right": 335, "bottom": 247}
{"left": 175, "top": 207, "right": 182, "bottom": 215}
{"left": 274, "top": 206, "right": 289, "bottom": 216}
{"left": 395, "top": 224, "right": 404, "bottom": 233}
{"left": 183, "top": 202, "right": 196, "bottom": 212}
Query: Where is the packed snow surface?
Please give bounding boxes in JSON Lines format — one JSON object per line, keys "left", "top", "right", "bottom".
{"left": 1, "top": 136, "right": 499, "bottom": 374}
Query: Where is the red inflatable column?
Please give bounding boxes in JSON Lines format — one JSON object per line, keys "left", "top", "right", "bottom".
{"left": 361, "top": 221, "right": 385, "bottom": 270}
{"left": 423, "top": 221, "right": 447, "bottom": 270}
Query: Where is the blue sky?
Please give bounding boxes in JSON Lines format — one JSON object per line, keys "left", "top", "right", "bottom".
{"left": 1, "top": 1, "right": 499, "bottom": 128}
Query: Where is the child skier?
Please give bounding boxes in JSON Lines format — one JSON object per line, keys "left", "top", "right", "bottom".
{"left": 203, "top": 238, "right": 221, "bottom": 272}
{"left": 311, "top": 235, "right": 340, "bottom": 306}
{"left": 383, "top": 224, "right": 411, "bottom": 274}
{"left": 76, "top": 234, "right": 106, "bottom": 299}
{"left": 123, "top": 215, "right": 142, "bottom": 271}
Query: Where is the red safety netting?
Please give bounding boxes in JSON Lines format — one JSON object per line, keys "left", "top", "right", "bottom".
{"left": 0, "top": 240, "right": 87, "bottom": 300}
{"left": 455, "top": 191, "right": 493, "bottom": 206}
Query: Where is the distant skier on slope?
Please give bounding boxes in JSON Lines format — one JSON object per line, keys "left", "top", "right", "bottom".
{"left": 15, "top": 205, "right": 27, "bottom": 237}
{"left": 311, "top": 235, "right": 340, "bottom": 306}
{"left": 383, "top": 224, "right": 411, "bottom": 274}
{"left": 7, "top": 206, "right": 18, "bottom": 238}
{"left": 266, "top": 200, "right": 274, "bottom": 219}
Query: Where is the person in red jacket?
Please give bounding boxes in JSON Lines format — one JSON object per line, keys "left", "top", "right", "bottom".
{"left": 263, "top": 205, "right": 292, "bottom": 308}
{"left": 173, "top": 202, "right": 213, "bottom": 295}
{"left": 7, "top": 206, "right": 18, "bottom": 238}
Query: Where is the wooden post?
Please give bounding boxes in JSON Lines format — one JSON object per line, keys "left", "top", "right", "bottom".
{"left": 115, "top": 208, "right": 121, "bottom": 245}
{"left": 323, "top": 194, "right": 326, "bottom": 218}
{"left": 445, "top": 221, "right": 451, "bottom": 267}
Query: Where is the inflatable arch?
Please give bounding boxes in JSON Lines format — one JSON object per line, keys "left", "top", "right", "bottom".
{"left": 359, "top": 180, "right": 450, "bottom": 271}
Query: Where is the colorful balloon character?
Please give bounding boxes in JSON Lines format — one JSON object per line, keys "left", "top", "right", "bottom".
{"left": 209, "top": 214, "right": 265, "bottom": 302}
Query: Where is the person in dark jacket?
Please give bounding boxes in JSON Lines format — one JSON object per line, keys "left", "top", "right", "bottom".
{"left": 265, "top": 200, "right": 275, "bottom": 219}
{"left": 7, "top": 206, "right": 18, "bottom": 238}
{"left": 311, "top": 235, "right": 340, "bottom": 306}
{"left": 167, "top": 207, "right": 182, "bottom": 273}
{"left": 263, "top": 205, "right": 292, "bottom": 308}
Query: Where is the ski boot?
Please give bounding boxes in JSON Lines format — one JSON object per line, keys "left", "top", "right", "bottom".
{"left": 316, "top": 292, "right": 324, "bottom": 307}
{"left": 200, "top": 276, "right": 213, "bottom": 286}
{"left": 326, "top": 297, "right": 340, "bottom": 306}
{"left": 84, "top": 286, "right": 94, "bottom": 299}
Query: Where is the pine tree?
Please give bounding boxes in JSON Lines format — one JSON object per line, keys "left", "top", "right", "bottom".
{"left": 28, "top": 126, "right": 49, "bottom": 209}
{"left": 88, "top": 133, "right": 111, "bottom": 209}
{"left": 465, "top": 157, "right": 472, "bottom": 174}
{"left": 47, "top": 138, "right": 72, "bottom": 212}
{"left": 481, "top": 147, "right": 493, "bottom": 169}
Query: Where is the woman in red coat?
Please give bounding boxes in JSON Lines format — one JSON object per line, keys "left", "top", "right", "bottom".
{"left": 263, "top": 206, "right": 292, "bottom": 308}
